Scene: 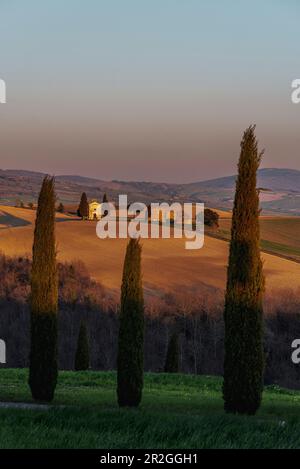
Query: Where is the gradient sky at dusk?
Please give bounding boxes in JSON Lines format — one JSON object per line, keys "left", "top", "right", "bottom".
{"left": 0, "top": 0, "right": 299, "bottom": 182}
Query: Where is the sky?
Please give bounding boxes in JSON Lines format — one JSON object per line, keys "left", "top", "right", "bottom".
{"left": 0, "top": 0, "right": 299, "bottom": 182}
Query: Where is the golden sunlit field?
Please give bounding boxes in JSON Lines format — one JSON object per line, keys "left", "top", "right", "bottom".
{"left": 1, "top": 205, "right": 300, "bottom": 295}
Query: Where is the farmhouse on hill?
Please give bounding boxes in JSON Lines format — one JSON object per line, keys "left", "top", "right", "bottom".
{"left": 88, "top": 200, "right": 102, "bottom": 220}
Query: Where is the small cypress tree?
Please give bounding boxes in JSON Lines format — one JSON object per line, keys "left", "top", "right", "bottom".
{"left": 164, "top": 332, "right": 179, "bottom": 373}
{"left": 102, "top": 193, "right": 108, "bottom": 216}
{"left": 78, "top": 192, "right": 89, "bottom": 219}
{"left": 57, "top": 202, "right": 64, "bottom": 213}
{"left": 75, "top": 321, "right": 90, "bottom": 371}
{"left": 29, "top": 176, "right": 58, "bottom": 402}
{"left": 223, "top": 125, "right": 265, "bottom": 415}
{"left": 117, "top": 238, "right": 144, "bottom": 407}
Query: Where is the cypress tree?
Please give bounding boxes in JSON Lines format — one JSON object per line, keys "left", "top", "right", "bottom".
{"left": 75, "top": 321, "right": 90, "bottom": 371}
{"left": 102, "top": 193, "right": 108, "bottom": 216}
{"left": 78, "top": 192, "right": 89, "bottom": 219}
{"left": 57, "top": 202, "right": 64, "bottom": 213}
{"left": 117, "top": 238, "right": 144, "bottom": 407}
{"left": 223, "top": 125, "right": 265, "bottom": 415}
{"left": 164, "top": 332, "right": 179, "bottom": 373}
{"left": 29, "top": 176, "right": 58, "bottom": 402}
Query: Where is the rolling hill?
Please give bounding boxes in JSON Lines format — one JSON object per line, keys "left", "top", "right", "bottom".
{"left": 1, "top": 205, "right": 300, "bottom": 297}
{"left": 0, "top": 168, "right": 300, "bottom": 214}
{"left": 182, "top": 168, "right": 300, "bottom": 214}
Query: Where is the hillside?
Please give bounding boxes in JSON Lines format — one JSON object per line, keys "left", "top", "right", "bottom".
{"left": 0, "top": 168, "right": 300, "bottom": 214}
{"left": 181, "top": 168, "right": 300, "bottom": 214}
{"left": 1, "top": 205, "right": 300, "bottom": 295}
{"left": 216, "top": 216, "right": 300, "bottom": 262}
{"left": 184, "top": 168, "right": 300, "bottom": 192}
{"left": 0, "top": 169, "right": 179, "bottom": 207}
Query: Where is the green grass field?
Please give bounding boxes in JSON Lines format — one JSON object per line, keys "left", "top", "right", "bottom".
{"left": 209, "top": 217, "right": 300, "bottom": 262}
{"left": 0, "top": 369, "right": 300, "bottom": 449}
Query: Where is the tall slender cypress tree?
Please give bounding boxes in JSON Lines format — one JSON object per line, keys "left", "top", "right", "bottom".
{"left": 117, "top": 238, "right": 144, "bottom": 407}
{"left": 78, "top": 192, "right": 89, "bottom": 219}
{"left": 29, "top": 176, "right": 58, "bottom": 402}
{"left": 75, "top": 321, "right": 90, "bottom": 371}
{"left": 164, "top": 332, "right": 180, "bottom": 373}
{"left": 223, "top": 126, "right": 265, "bottom": 415}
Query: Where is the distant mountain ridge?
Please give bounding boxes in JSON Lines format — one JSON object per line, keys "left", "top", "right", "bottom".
{"left": 0, "top": 168, "right": 300, "bottom": 214}
{"left": 191, "top": 168, "right": 300, "bottom": 192}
